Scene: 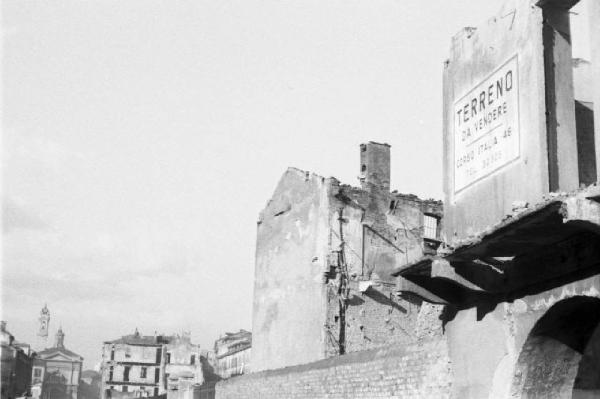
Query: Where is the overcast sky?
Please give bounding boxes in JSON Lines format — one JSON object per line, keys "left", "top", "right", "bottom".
{"left": 2, "top": 0, "right": 592, "bottom": 368}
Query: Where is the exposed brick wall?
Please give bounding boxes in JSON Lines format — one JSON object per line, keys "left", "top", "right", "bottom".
{"left": 215, "top": 339, "right": 451, "bottom": 399}
{"left": 342, "top": 285, "right": 417, "bottom": 354}
{"left": 325, "top": 282, "right": 445, "bottom": 357}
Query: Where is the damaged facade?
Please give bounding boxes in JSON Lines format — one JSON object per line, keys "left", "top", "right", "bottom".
{"left": 395, "top": 0, "right": 600, "bottom": 397}
{"left": 217, "top": 0, "right": 600, "bottom": 398}
{"left": 251, "top": 141, "right": 443, "bottom": 372}
{"left": 213, "top": 330, "right": 251, "bottom": 379}
{"left": 100, "top": 331, "right": 216, "bottom": 399}
{"left": 164, "top": 333, "right": 207, "bottom": 399}
{"left": 100, "top": 330, "right": 169, "bottom": 399}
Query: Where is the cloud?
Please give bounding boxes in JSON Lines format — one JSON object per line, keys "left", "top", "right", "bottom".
{"left": 2, "top": 198, "right": 48, "bottom": 233}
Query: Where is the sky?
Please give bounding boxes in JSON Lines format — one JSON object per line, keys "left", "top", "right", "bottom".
{"left": 1, "top": 0, "right": 593, "bottom": 369}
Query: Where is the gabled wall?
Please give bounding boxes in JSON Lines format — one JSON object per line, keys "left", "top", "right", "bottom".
{"left": 251, "top": 168, "right": 333, "bottom": 372}
{"left": 252, "top": 146, "right": 444, "bottom": 371}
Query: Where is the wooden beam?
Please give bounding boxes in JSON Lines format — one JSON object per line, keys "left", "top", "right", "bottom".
{"left": 431, "top": 259, "right": 485, "bottom": 292}
{"left": 396, "top": 277, "right": 448, "bottom": 305}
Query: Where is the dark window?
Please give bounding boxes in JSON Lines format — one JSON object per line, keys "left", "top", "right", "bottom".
{"left": 140, "top": 367, "right": 147, "bottom": 378}
{"left": 105, "top": 389, "right": 112, "bottom": 399}
{"left": 153, "top": 388, "right": 158, "bottom": 396}
{"left": 155, "top": 348, "right": 162, "bottom": 364}
{"left": 110, "top": 350, "right": 115, "bottom": 361}
{"left": 124, "top": 366, "right": 130, "bottom": 382}
{"left": 34, "top": 368, "right": 42, "bottom": 377}
{"left": 109, "top": 367, "right": 114, "bottom": 381}
{"left": 166, "top": 353, "right": 171, "bottom": 364}
{"left": 361, "top": 164, "right": 366, "bottom": 172}
{"left": 190, "top": 355, "right": 195, "bottom": 365}
{"left": 122, "top": 386, "right": 128, "bottom": 393}
{"left": 154, "top": 368, "right": 160, "bottom": 383}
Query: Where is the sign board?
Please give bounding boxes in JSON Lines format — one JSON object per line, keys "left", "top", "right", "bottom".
{"left": 454, "top": 55, "right": 520, "bottom": 193}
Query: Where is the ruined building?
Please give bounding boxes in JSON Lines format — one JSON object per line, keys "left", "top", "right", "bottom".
{"left": 213, "top": 330, "right": 251, "bottom": 378}
{"left": 100, "top": 330, "right": 213, "bottom": 399}
{"left": 164, "top": 333, "right": 208, "bottom": 399}
{"left": 101, "top": 330, "right": 172, "bottom": 399}
{"left": 251, "top": 141, "right": 442, "bottom": 372}
{"left": 392, "top": 0, "right": 600, "bottom": 397}
{"left": 216, "top": 0, "right": 600, "bottom": 398}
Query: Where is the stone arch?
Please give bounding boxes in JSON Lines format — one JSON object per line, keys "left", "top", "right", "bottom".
{"left": 511, "top": 296, "right": 600, "bottom": 398}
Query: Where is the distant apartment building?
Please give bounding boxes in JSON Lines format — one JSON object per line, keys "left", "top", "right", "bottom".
{"left": 101, "top": 330, "right": 211, "bottom": 399}
{"left": 100, "top": 330, "right": 170, "bottom": 399}
{"left": 213, "top": 331, "right": 251, "bottom": 378}
{"left": 164, "top": 333, "right": 205, "bottom": 399}
{"left": 1, "top": 321, "right": 35, "bottom": 399}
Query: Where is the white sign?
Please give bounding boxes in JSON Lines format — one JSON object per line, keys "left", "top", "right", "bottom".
{"left": 454, "top": 55, "right": 520, "bottom": 193}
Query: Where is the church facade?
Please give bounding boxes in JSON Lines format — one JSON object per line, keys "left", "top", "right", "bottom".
{"left": 31, "top": 307, "right": 83, "bottom": 399}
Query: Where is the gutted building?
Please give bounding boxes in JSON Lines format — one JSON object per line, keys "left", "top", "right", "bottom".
{"left": 251, "top": 142, "right": 443, "bottom": 372}
{"left": 217, "top": 0, "right": 600, "bottom": 397}
{"left": 100, "top": 330, "right": 171, "bottom": 399}
{"left": 392, "top": 0, "right": 600, "bottom": 397}
{"left": 100, "top": 331, "right": 213, "bottom": 399}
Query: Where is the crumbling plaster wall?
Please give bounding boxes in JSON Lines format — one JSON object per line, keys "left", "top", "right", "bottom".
{"left": 443, "top": 0, "right": 580, "bottom": 242}
{"left": 446, "top": 274, "right": 600, "bottom": 399}
{"left": 252, "top": 165, "right": 445, "bottom": 371}
{"left": 251, "top": 168, "right": 333, "bottom": 372}
{"left": 332, "top": 184, "right": 441, "bottom": 282}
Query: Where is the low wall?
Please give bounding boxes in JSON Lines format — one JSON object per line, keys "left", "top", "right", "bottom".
{"left": 215, "top": 339, "right": 450, "bottom": 399}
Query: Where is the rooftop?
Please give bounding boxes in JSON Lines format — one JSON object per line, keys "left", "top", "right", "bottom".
{"left": 37, "top": 346, "right": 83, "bottom": 361}
{"left": 105, "top": 329, "right": 174, "bottom": 346}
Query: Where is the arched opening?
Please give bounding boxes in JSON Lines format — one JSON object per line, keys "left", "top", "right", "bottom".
{"left": 511, "top": 296, "right": 600, "bottom": 398}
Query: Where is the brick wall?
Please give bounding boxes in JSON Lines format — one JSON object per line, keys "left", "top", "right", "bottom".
{"left": 325, "top": 282, "right": 445, "bottom": 357}
{"left": 215, "top": 338, "right": 451, "bottom": 399}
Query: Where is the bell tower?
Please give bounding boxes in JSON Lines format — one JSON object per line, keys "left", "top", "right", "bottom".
{"left": 36, "top": 304, "right": 50, "bottom": 350}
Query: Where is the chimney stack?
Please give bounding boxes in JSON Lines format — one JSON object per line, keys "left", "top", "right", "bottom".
{"left": 359, "top": 142, "right": 391, "bottom": 192}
